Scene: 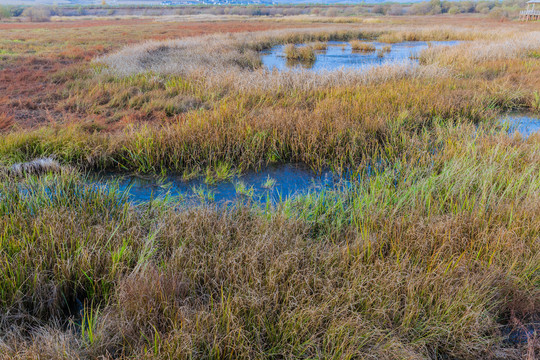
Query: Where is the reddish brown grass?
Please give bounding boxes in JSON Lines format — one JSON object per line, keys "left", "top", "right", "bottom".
{"left": 0, "top": 20, "right": 320, "bottom": 129}
{"left": 0, "top": 16, "right": 538, "bottom": 132}
{"left": 0, "top": 57, "right": 76, "bottom": 129}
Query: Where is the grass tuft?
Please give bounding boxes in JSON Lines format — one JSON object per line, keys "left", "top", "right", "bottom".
{"left": 283, "top": 44, "right": 316, "bottom": 62}
{"left": 350, "top": 40, "right": 376, "bottom": 52}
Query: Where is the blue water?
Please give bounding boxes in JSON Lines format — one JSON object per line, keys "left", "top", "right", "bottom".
{"left": 501, "top": 321, "right": 540, "bottom": 345}
{"left": 92, "top": 164, "right": 345, "bottom": 205}
{"left": 502, "top": 113, "right": 540, "bottom": 138}
{"left": 89, "top": 113, "right": 539, "bottom": 205}
{"left": 261, "top": 40, "right": 460, "bottom": 72}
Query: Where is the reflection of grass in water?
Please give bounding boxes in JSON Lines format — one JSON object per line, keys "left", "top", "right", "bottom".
{"left": 182, "top": 168, "right": 200, "bottom": 182}
{"left": 377, "top": 45, "right": 392, "bottom": 58}
{"left": 283, "top": 44, "right": 317, "bottom": 68}
{"left": 285, "top": 58, "right": 315, "bottom": 69}
{"left": 284, "top": 44, "right": 316, "bottom": 62}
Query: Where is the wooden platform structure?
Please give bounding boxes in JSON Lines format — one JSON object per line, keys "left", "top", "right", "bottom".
{"left": 520, "top": 0, "right": 540, "bottom": 21}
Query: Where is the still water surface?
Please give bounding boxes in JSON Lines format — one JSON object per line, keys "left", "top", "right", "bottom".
{"left": 91, "top": 113, "right": 539, "bottom": 205}
{"left": 501, "top": 113, "right": 540, "bottom": 138}
{"left": 261, "top": 41, "right": 460, "bottom": 72}
{"left": 93, "top": 164, "right": 342, "bottom": 204}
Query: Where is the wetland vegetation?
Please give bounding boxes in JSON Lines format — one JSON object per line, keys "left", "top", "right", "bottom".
{"left": 0, "top": 13, "right": 538, "bottom": 360}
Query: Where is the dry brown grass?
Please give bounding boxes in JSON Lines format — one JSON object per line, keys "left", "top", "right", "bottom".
{"left": 95, "top": 25, "right": 538, "bottom": 95}
{"left": 311, "top": 41, "right": 328, "bottom": 50}
{"left": 420, "top": 31, "right": 540, "bottom": 65}
{"left": 284, "top": 44, "right": 316, "bottom": 62}
{"left": 0, "top": 20, "right": 319, "bottom": 129}
{"left": 0, "top": 23, "right": 537, "bottom": 173}
{"left": 0, "top": 129, "right": 538, "bottom": 358}
{"left": 350, "top": 40, "right": 376, "bottom": 52}
{"left": 0, "top": 18, "right": 539, "bottom": 358}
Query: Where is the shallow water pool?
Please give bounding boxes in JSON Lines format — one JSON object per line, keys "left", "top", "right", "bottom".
{"left": 261, "top": 40, "right": 460, "bottom": 72}
{"left": 502, "top": 113, "right": 540, "bottom": 138}
{"left": 88, "top": 113, "right": 540, "bottom": 206}
{"left": 91, "top": 164, "right": 345, "bottom": 205}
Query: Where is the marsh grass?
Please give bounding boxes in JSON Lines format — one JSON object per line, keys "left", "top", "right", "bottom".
{"left": 533, "top": 91, "right": 540, "bottom": 111}
{"left": 96, "top": 26, "right": 500, "bottom": 81}
{"left": 204, "top": 162, "right": 236, "bottom": 185}
{"left": 32, "top": 27, "right": 532, "bottom": 175}
{"left": 418, "top": 32, "right": 540, "bottom": 66}
{"left": 1, "top": 22, "right": 539, "bottom": 358}
{"left": 350, "top": 40, "right": 376, "bottom": 52}
{"left": 0, "top": 125, "right": 537, "bottom": 359}
{"left": 311, "top": 41, "right": 328, "bottom": 51}
{"left": 234, "top": 180, "right": 254, "bottom": 197}
{"left": 192, "top": 184, "right": 215, "bottom": 203}
{"left": 0, "top": 71, "right": 529, "bottom": 175}
{"left": 262, "top": 175, "right": 276, "bottom": 189}
{"left": 377, "top": 45, "right": 392, "bottom": 58}
{"left": 283, "top": 44, "right": 316, "bottom": 62}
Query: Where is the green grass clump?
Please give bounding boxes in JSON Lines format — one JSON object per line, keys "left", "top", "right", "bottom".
{"left": 234, "top": 180, "right": 254, "bottom": 197}
{"left": 533, "top": 91, "right": 540, "bottom": 111}
{"left": 205, "top": 162, "right": 236, "bottom": 185}
{"left": 262, "top": 176, "right": 276, "bottom": 189}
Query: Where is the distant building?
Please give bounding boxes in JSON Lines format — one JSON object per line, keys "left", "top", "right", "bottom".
{"left": 520, "top": 0, "right": 540, "bottom": 21}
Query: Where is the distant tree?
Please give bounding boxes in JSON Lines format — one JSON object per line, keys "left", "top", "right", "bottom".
{"left": 372, "top": 5, "right": 386, "bottom": 15}
{"left": 409, "top": 0, "right": 443, "bottom": 15}
{"left": 410, "top": 2, "right": 432, "bottom": 15}
{"left": 489, "top": 7, "right": 510, "bottom": 19}
{"left": 325, "top": 8, "right": 338, "bottom": 17}
{"left": 429, "top": 0, "right": 443, "bottom": 14}
{"left": 387, "top": 4, "right": 404, "bottom": 15}
{"left": 476, "top": 2, "right": 492, "bottom": 14}
{"left": 459, "top": 1, "right": 477, "bottom": 13}
{"left": 502, "top": 0, "right": 528, "bottom": 8}
{"left": 22, "top": 6, "right": 51, "bottom": 22}
{"left": 354, "top": 5, "right": 368, "bottom": 14}
{"left": 0, "top": 6, "right": 11, "bottom": 19}
{"left": 211, "top": 7, "right": 225, "bottom": 15}
{"left": 447, "top": 6, "right": 460, "bottom": 14}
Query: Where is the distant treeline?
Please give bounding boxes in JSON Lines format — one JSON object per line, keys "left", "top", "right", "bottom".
{"left": 0, "top": 1, "right": 530, "bottom": 22}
